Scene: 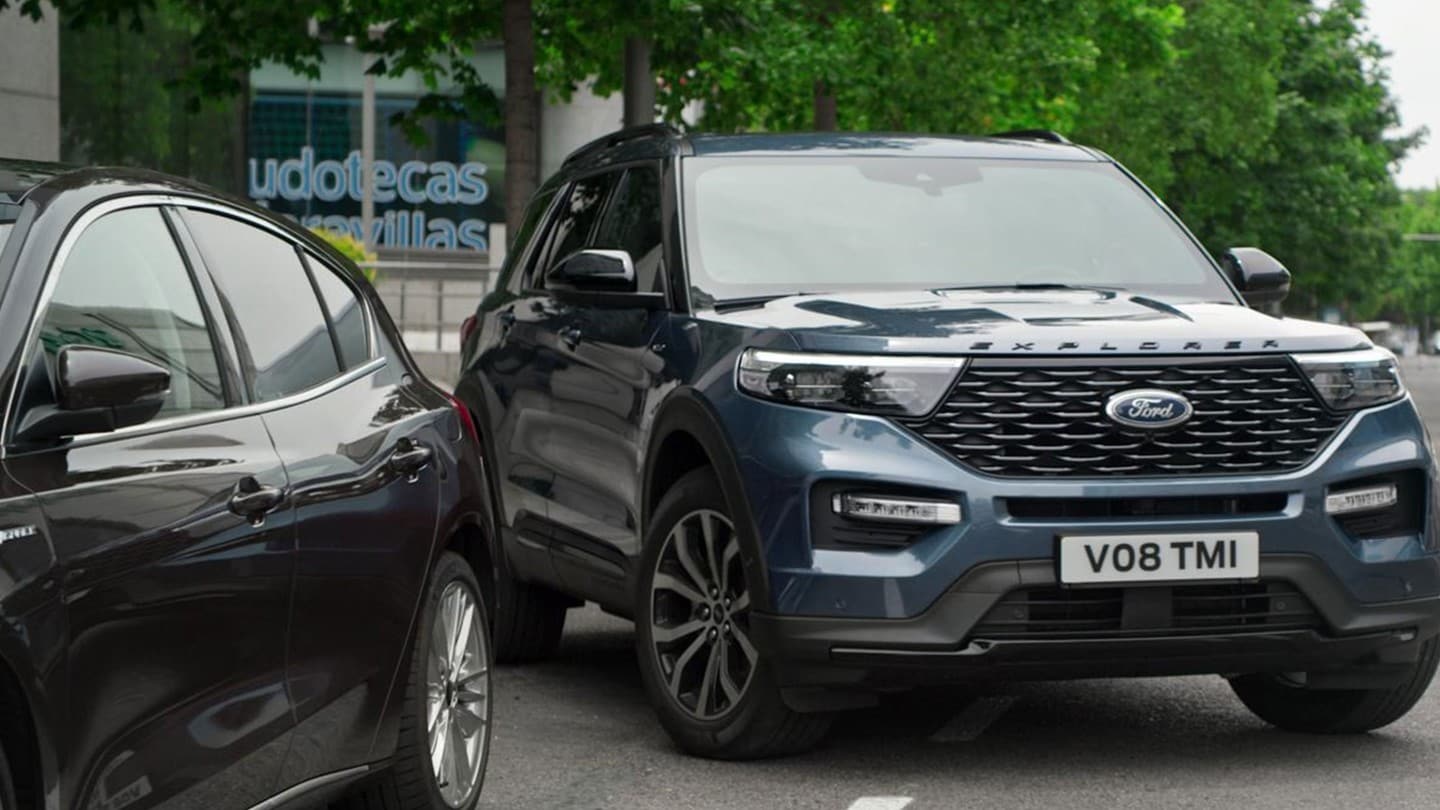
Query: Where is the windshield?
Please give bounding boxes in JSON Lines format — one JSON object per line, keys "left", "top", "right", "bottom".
{"left": 680, "top": 156, "right": 1237, "bottom": 305}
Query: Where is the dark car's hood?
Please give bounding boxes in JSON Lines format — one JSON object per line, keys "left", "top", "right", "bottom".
{"left": 702, "top": 289, "right": 1371, "bottom": 355}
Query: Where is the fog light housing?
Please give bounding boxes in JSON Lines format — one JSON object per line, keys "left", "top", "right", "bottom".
{"left": 832, "top": 493, "right": 962, "bottom": 525}
{"left": 1325, "top": 483, "right": 1399, "bottom": 516}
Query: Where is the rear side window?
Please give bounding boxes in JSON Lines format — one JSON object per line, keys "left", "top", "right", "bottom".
{"left": 540, "top": 173, "right": 617, "bottom": 278}
{"left": 183, "top": 210, "right": 340, "bottom": 402}
{"left": 304, "top": 253, "right": 370, "bottom": 369}
{"left": 507, "top": 187, "right": 558, "bottom": 293}
{"left": 39, "top": 207, "right": 225, "bottom": 416}
{"left": 591, "top": 166, "right": 664, "bottom": 292}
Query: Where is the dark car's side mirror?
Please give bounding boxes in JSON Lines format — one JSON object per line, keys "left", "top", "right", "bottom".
{"left": 14, "top": 346, "right": 171, "bottom": 443}
{"left": 547, "top": 249, "right": 638, "bottom": 293}
{"left": 1221, "top": 247, "right": 1291, "bottom": 308}
{"left": 544, "top": 249, "right": 666, "bottom": 310}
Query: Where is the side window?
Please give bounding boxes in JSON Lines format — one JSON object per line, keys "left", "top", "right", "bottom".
{"left": 39, "top": 207, "right": 225, "bottom": 416}
{"left": 304, "top": 253, "right": 370, "bottom": 370}
{"left": 591, "top": 166, "right": 664, "bottom": 292}
{"left": 537, "top": 172, "right": 617, "bottom": 281}
{"left": 507, "top": 186, "right": 558, "bottom": 294}
{"left": 182, "top": 210, "right": 340, "bottom": 402}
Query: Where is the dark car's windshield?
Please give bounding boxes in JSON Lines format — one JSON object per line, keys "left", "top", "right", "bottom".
{"left": 680, "top": 156, "right": 1238, "bottom": 305}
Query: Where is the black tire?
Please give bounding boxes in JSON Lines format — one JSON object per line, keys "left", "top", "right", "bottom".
{"left": 635, "top": 467, "right": 832, "bottom": 759}
{"left": 341, "top": 551, "right": 492, "bottom": 810}
{"left": 1230, "top": 638, "right": 1440, "bottom": 734}
{"left": 490, "top": 554, "right": 568, "bottom": 664}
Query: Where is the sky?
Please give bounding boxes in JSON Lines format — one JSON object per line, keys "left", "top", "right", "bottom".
{"left": 1366, "top": 0, "right": 1440, "bottom": 189}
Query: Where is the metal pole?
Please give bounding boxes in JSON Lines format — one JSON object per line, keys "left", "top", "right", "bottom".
{"left": 361, "top": 60, "right": 376, "bottom": 250}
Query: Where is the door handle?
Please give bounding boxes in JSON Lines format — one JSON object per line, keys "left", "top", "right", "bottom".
{"left": 558, "top": 326, "right": 583, "bottom": 350}
{"left": 229, "top": 477, "right": 284, "bottom": 524}
{"left": 390, "top": 439, "right": 434, "bottom": 480}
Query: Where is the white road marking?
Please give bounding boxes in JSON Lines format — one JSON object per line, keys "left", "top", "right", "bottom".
{"left": 928, "top": 695, "right": 1018, "bottom": 743}
{"left": 847, "top": 798, "right": 913, "bottom": 810}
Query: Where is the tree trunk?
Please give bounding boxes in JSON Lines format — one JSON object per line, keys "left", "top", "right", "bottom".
{"left": 623, "top": 36, "right": 655, "bottom": 126}
{"left": 813, "top": 79, "right": 837, "bottom": 131}
{"left": 503, "top": 0, "right": 540, "bottom": 244}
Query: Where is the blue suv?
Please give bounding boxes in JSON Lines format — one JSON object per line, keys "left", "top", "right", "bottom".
{"left": 456, "top": 126, "right": 1440, "bottom": 758}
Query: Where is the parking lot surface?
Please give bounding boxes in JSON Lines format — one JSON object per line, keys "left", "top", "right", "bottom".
{"left": 475, "top": 356, "right": 1440, "bottom": 810}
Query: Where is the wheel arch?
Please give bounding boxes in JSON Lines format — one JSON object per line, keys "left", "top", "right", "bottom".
{"left": 642, "top": 389, "right": 773, "bottom": 613}
{"left": 0, "top": 640, "right": 55, "bottom": 810}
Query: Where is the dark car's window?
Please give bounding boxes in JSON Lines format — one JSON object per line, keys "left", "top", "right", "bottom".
{"left": 39, "top": 207, "right": 225, "bottom": 415}
{"left": 537, "top": 172, "right": 617, "bottom": 282}
{"left": 183, "top": 210, "right": 341, "bottom": 402}
{"left": 681, "top": 156, "right": 1238, "bottom": 304}
{"left": 304, "top": 252, "right": 370, "bottom": 369}
{"left": 508, "top": 186, "right": 559, "bottom": 293}
{"left": 591, "top": 166, "right": 664, "bottom": 293}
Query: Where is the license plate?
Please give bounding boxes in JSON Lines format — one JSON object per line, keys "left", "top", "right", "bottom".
{"left": 1058, "top": 532, "right": 1259, "bottom": 584}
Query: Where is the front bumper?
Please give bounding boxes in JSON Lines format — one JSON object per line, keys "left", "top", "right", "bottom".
{"left": 750, "top": 556, "right": 1440, "bottom": 690}
{"left": 715, "top": 390, "right": 1440, "bottom": 689}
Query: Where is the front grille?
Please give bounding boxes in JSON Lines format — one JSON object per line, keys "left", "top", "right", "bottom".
{"left": 1005, "top": 492, "right": 1289, "bottom": 520}
{"left": 914, "top": 357, "right": 1347, "bottom": 477}
{"left": 972, "top": 581, "right": 1320, "bottom": 640}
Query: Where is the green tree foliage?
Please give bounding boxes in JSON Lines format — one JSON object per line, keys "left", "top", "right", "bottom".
{"left": 1393, "top": 190, "right": 1440, "bottom": 336}
{"left": 7, "top": 0, "right": 1422, "bottom": 320}
{"left": 59, "top": 0, "right": 242, "bottom": 188}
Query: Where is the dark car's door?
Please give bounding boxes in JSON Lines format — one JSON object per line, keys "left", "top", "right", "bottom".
{"left": 480, "top": 174, "right": 617, "bottom": 581}
{"left": 178, "top": 208, "right": 442, "bottom": 786}
{"left": 541, "top": 165, "right": 670, "bottom": 605}
{"left": 2, "top": 204, "right": 295, "bottom": 810}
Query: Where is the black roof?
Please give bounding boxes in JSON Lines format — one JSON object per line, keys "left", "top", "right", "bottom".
{"left": 560, "top": 126, "right": 1096, "bottom": 173}
{"left": 0, "top": 159, "right": 71, "bottom": 205}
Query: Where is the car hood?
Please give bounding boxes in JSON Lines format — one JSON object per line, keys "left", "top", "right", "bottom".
{"left": 701, "top": 289, "right": 1371, "bottom": 356}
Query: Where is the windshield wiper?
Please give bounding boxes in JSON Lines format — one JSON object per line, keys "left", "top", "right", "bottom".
{"left": 713, "top": 292, "right": 825, "bottom": 312}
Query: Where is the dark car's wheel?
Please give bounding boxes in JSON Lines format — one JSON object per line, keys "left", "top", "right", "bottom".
{"left": 490, "top": 554, "right": 569, "bottom": 664}
{"left": 635, "top": 467, "right": 832, "bottom": 759}
{"left": 343, "top": 551, "right": 491, "bottom": 810}
{"left": 1230, "top": 638, "right": 1440, "bottom": 734}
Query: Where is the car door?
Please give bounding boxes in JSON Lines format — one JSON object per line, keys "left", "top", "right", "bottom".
{"left": 2, "top": 203, "right": 295, "bottom": 810}
{"left": 537, "top": 165, "right": 670, "bottom": 606}
{"left": 177, "top": 207, "right": 442, "bottom": 786}
{"left": 480, "top": 174, "right": 617, "bottom": 581}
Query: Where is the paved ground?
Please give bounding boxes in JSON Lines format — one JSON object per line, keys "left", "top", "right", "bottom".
{"left": 476, "top": 356, "right": 1440, "bottom": 810}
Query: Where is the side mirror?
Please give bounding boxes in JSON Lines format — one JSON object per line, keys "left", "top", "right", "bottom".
{"left": 14, "top": 346, "right": 171, "bottom": 443}
{"left": 1221, "top": 247, "right": 1291, "bottom": 308}
{"left": 546, "top": 249, "right": 637, "bottom": 293}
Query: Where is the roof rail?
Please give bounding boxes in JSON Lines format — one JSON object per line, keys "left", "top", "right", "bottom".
{"left": 989, "top": 129, "right": 1072, "bottom": 145}
{"left": 562, "top": 123, "right": 684, "bottom": 167}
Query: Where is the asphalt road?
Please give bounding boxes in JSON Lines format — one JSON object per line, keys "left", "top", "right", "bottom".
{"left": 477, "top": 356, "right": 1440, "bottom": 810}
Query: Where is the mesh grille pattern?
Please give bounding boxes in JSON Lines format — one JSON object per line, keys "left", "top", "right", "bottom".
{"left": 914, "top": 357, "right": 1347, "bottom": 477}
{"left": 972, "top": 582, "right": 1320, "bottom": 640}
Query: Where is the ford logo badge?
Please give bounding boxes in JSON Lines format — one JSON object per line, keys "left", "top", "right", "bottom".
{"left": 1105, "top": 389, "right": 1194, "bottom": 430}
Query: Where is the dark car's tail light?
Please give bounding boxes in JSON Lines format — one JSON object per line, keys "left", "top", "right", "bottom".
{"left": 447, "top": 393, "right": 480, "bottom": 446}
{"left": 459, "top": 314, "right": 479, "bottom": 347}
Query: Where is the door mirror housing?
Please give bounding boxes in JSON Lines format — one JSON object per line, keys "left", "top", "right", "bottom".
{"left": 1221, "top": 247, "right": 1291, "bottom": 308}
{"left": 547, "top": 249, "right": 637, "bottom": 293}
{"left": 14, "top": 346, "right": 171, "bottom": 443}
{"left": 544, "top": 249, "right": 666, "bottom": 310}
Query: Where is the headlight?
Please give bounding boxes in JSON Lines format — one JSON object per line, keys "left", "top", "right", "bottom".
{"left": 737, "top": 348, "right": 964, "bottom": 417}
{"left": 1294, "top": 348, "right": 1405, "bottom": 411}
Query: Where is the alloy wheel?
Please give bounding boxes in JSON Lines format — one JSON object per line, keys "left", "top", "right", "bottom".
{"left": 426, "top": 580, "right": 489, "bottom": 807}
{"left": 649, "top": 508, "right": 758, "bottom": 721}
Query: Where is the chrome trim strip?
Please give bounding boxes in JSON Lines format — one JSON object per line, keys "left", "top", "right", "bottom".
{"left": 246, "top": 765, "right": 372, "bottom": 810}
{"left": 4, "top": 357, "right": 385, "bottom": 458}
{"left": 1, "top": 192, "right": 383, "bottom": 457}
